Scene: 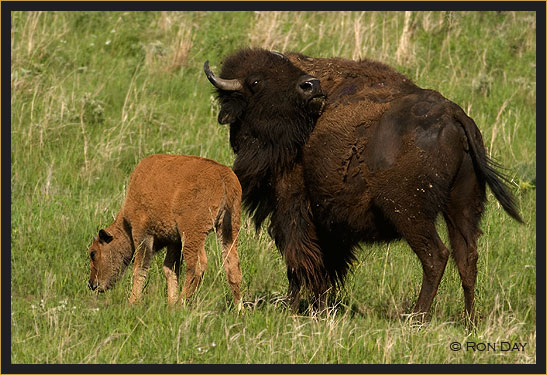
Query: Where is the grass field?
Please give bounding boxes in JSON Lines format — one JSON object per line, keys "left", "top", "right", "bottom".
{"left": 9, "top": 10, "right": 537, "bottom": 365}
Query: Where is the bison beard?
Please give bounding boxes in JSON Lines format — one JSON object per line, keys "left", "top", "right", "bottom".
{"left": 205, "top": 49, "right": 332, "bottom": 306}
{"left": 206, "top": 48, "right": 522, "bottom": 318}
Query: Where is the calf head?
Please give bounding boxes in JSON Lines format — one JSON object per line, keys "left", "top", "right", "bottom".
{"left": 88, "top": 228, "right": 130, "bottom": 292}
{"left": 204, "top": 48, "right": 325, "bottom": 155}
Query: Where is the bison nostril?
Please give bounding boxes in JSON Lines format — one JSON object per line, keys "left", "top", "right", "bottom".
{"left": 297, "top": 77, "right": 321, "bottom": 97}
{"left": 300, "top": 81, "right": 314, "bottom": 92}
{"left": 88, "top": 280, "right": 97, "bottom": 291}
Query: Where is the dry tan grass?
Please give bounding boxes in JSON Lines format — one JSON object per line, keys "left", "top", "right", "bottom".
{"left": 144, "top": 12, "right": 194, "bottom": 73}
{"left": 421, "top": 11, "right": 446, "bottom": 34}
{"left": 395, "top": 11, "right": 416, "bottom": 65}
{"left": 248, "top": 11, "right": 400, "bottom": 63}
{"left": 248, "top": 11, "right": 294, "bottom": 52}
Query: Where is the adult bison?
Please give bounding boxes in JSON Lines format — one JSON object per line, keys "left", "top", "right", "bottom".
{"left": 204, "top": 48, "right": 522, "bottom": 320}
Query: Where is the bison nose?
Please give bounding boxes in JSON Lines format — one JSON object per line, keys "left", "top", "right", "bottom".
{"left": 297, "top": 76, "right": 322, "bottom": 97}
{"left": 88, "top": 280, "right": 97, "bottom": 291}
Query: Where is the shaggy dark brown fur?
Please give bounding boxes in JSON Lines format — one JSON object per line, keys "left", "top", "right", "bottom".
{"left": 205, "top": 48, "right": 522, "bottom": 320}
{"left": 88, "top": 154, "right": 242, "bottom": 306}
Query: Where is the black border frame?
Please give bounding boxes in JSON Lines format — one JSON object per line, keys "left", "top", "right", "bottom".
{"left": 2, "top": 1, "right": 545, "bottom": 374}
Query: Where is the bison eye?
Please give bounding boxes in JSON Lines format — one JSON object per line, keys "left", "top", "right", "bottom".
{"left": 90, "top": 251, "right": 97, "bottom": 261}
{"left": 251, "top": 80, "right": 260, "bottom": 87}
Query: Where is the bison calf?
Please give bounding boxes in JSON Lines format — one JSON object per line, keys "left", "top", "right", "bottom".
{"left": 88, "top": 154, "right": 242, "bottom": 306}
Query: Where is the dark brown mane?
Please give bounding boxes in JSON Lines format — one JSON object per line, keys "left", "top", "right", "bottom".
{"left": 213, "top": 48, "right": 323, "bottom": 230}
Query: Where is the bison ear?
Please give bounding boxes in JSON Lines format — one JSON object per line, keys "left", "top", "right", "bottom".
{"left": 98, "top": 229, "right": 113, "bottom": 244}
{"left": 218, "top": 95, "right": 246, "bottom": 124}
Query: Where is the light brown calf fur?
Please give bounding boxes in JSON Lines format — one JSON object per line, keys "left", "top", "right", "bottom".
{"left": 88, "top": 154, "right": 242, "bottom": 306}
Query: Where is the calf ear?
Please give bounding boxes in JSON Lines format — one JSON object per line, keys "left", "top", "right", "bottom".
{"left": 98, "top": 229, "right": 113, "bottom": 244}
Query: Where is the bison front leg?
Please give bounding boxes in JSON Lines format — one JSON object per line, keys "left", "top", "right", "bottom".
{"left": 287, "top": 268, "right": 302, "bottom": 311}
{"left": 129, "top": 236, "right": 154, "bottom": 304}
{"left": 271, "top": 166, "right": 329, "bottom": 313}
{"left": 284, "top": 256, "right": 329, "bottom": 313}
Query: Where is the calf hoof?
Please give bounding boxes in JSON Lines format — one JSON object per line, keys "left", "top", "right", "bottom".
{"left": 167, "top": 297, "right": 180, "bottom": 306}
{"left": 128, "top": 295, "right": 140, "bottom": 305}
{"left": 235, "top": 299, "right": 244, "bottom": 314}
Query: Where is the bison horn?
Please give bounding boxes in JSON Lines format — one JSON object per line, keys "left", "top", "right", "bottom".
{"left": 271, "top": 51, "right": 288, "bottom": 60}
{"left": 203, "top": 61, "right": 243, "bottom": 92}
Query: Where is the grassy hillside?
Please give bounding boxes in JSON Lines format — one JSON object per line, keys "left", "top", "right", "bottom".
{"left": 10, "top": 11, "right": 537, "bottom": 365}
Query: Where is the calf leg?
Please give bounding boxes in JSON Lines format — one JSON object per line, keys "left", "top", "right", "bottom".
{"left": 163, "top": 243, "right": 182, "bottom": 305}
{"left": 129, "top": 235, "right": 154, "bottom": 304}
{"left": 216, "top": 209, "right": 242, "bottom": 306}
{"left": 179, "top": 235, "right": 208, "bottom": 304}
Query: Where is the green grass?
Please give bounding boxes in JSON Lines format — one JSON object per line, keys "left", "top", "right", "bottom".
{"left": 10, "top": 11, "right": 537, "bottom": 364}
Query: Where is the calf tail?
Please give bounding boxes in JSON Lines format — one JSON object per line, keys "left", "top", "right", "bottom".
{"left": 221, "top": 206, "right": 233, "bottom": 244}
{"left": 455, "top": 109, "right": 523, "bottom": 223}
{"left": 217, "top": 171, "right": 241, "bottom": 245}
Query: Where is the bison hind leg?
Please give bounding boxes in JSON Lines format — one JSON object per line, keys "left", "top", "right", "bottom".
{"left": 407, "top": 223, "right": 450, "bottom": 318}
{"left": 386, "top": 213, "right": 450, "bottom": 319}
{"left": 443, "top": 153, "right": 485, "bottom": 323}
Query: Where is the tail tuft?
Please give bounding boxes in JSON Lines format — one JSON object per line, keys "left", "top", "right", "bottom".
{"left": 483, "top": 156, "right": 524, "bottom": 223}
{"left": 456, "top": 110, "right": 523, "bottom": 223}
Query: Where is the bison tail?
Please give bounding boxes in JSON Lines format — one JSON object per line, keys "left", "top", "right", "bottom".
{"left": 455, "top": 110, "right": 523, "bottom": 223}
